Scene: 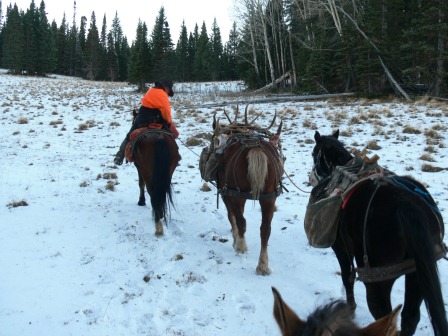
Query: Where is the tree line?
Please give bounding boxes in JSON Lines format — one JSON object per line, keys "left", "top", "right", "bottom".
{"left": 0, "top": 0, "right": 240, "bottom": 91}
{"left": 1, "top": 0, "right": 447, "bottom": 97}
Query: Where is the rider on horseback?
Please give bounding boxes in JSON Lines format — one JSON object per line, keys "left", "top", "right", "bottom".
{"left": 114, "top": 80, "right": 179, "bottom": 165}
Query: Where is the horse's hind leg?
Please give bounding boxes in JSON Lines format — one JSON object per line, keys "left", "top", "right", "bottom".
{"left": 256, "top": 199, "right": 274, "bottom": 275}
{"left": 332, "top": 240, "right": 356, "bottom": 311}
{"left": 137, "top": 169, "right": 146, "bottom": 206}
{"left": 155, "top": 219, "right": 164, "bottom": 237}
{"left": 400, "top": 273, "right": 422, "bottom": 336}
{"left": 365, "top": 279, "right": 394, "bottom": 320}
{"left": 223, "top": 196, "right": 247, "bottom": 253}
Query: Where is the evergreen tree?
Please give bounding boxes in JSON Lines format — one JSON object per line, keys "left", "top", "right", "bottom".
{"left": 66, "top": 1, "right": 82, "bottom": 76}
{"left": 150, "top": 6, "right": 175, "bottom": 80}
{"left": 186, "top": 24, "right": 199, "bottom": 81}
{"left": 175, "top": 21, "right": 188, "bottom": 81}
{"left": 223, "top": 22, "right": 239, "bottom": 80}
{"left": 22, "top": 0, "right": 37, "bottom": 74}
{"left": 97, "top": 14, "right": 108, "bottom": 80}
{"left": 84, "top": 11, "right": 100, "bottom": 80}
{"left": 110, "top": 12, "right": 129, "bottom": 81}
{"left": 129, "top": 19, "right": 151, "bottom": 91}
{"left": 194, "top": 21, "right": 212, "bottom": 81}
{"left": 55, "top": 14, "right": 68, "bottom": 74}
{"left": 402, "top": 0, "right": 448, "bottom": 95}
{"left": 106, "top": 30, "right": 118, "bottom": 81}
{"left": 0, "top": 0, "right": 3, "bottom": 65}
{"left": 210, "top": 18, "right": 223, "bottom": 80}
{"left": 35, "top": 0, "right": 56, "bottom": 74}
{"left": 1, "top": 4, "right": 24, "bottom": 73}
{"left": 79, "top": 15, "right": 87, "bottom": 52}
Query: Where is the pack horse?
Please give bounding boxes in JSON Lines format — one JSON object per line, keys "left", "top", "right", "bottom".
{"left": 306, "top": 130, "right": 447, "bottom": 336}
{"left": 209, "top": 107, "right": 284, "bottom": 275}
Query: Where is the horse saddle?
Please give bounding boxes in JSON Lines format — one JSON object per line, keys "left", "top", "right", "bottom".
{"left": 125, "top": 124, "right": 164, "bottom": 162}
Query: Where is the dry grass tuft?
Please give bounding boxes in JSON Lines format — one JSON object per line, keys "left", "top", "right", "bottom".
{"left": 102, "top": 172, "right": 118, "bottom": 180}
{"left": 105, "top": 180, "right": 117, "bottom": 191}
{"left": 366, "top": 140, "right": 381, "bottom": 150}
{"left": 17, "top": 117, "right": 28, "bottom": 124}
{"left": 7, "top": 200, "right": 28, "bottom": 208}
{"left": 421, "top": 164, "right": 445, "bottom": 173}
{"left": 402, "top": 125, "right": 421, "bottom": 134}
{"left": 419, "top": 154, "right": 436, "bottom": 162}
{"left": 185, "top": 137, "right": 203, "bottom": 147}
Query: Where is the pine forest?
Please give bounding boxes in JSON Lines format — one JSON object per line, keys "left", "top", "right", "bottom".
{"left": 0, "top": 0, "right": 447, "bottom": 97}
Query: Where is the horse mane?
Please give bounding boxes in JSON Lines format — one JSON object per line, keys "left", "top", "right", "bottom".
{"left": 321, "top": 135, "right": 353, "bottom": 165}
{"left": 304, "top": 300, "right": 359, "bottom": 336}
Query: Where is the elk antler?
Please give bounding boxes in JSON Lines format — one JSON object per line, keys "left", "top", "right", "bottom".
{"left": 250, "top": 112, "right": 262, "bottom": 125}
{"left": 212, "top": 112, "right": 217, "bottom": 130}
{"left": 276, "top": 120, "right": 283, "bottom": 135}
{"left": 214, "top": 117, "right": 221, "bottom": 137}
{"left": 222, "top": 108, "right": 232, "bottom": 124}
{"left": 265, "top": 110, "right": 277, "bottom": 132}
{"left": 245, "top": 104, "right": 263, "bottom": 125}
{"left": 233, "top": 105, "right": 239, "bottom": 125}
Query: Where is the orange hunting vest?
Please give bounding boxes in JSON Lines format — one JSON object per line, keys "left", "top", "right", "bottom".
{"left": 141, "top": 87, "right": 172, "bottom": 124}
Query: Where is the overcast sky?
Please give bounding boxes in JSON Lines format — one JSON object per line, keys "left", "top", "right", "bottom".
{"left": 3, "top": 0, "right": 236, "bottom": 43}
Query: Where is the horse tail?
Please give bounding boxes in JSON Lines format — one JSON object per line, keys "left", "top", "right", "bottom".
{"left": 247, "top": 148, "right": 268, "bottom": 200}
{"left": 151, "top": 138, "right": 173, "bottom": 223}
{"left": 397, "top": 198, "right": 448, "bottom": 336}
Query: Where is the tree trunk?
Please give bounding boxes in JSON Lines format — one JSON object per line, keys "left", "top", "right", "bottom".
{"left": 257, "top": 1, "right": 276, "bottom": 87}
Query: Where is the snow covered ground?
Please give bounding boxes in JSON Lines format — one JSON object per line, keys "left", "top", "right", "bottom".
{"left": 1, "top": 71, "right": 447, "bottom": 335}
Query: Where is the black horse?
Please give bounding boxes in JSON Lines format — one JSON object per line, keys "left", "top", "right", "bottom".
{"left": 308, "top": 130, "right": 447, "bottom": 336}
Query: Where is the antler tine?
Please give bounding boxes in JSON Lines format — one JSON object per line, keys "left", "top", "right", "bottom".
{"left": 212, "top": 111, "right": 217, "bottom": 130}
{"left": 244, "top": 104, "right": 249, "bottom": 126}
{"left": 250, "top": 112, "right": 262, "bottom": 125}
{"left": 276, "top": 119, "right": 283, "bottom": 135}
{"left": 266, "top": 110, "right": 277, "bottom": 131}
{"left": 233, "top": 105, "right": 239, "bottom": 125}
{"left": 222, "top": 108, "right": 232, "bottom": 124}
{"left": 214, "top": 117, "right": 221, "bottom": 136}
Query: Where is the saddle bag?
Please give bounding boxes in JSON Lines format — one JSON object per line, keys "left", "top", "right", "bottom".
{"left": 199, "top": 147, "right": 221, "bottom": 182}
{"left": 199, "top": 147, "right": 211, "bottom": 181}
{"left": 304, "top": 178, "right": 343, "bottom": 248}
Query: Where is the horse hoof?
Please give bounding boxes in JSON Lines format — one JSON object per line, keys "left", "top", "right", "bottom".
{"left": 155, "top": 231, "right": 164, "bottom": 237}
{"left": 138, "top": 200, "right": 146, "bottom": 206}
{"left": 256, "top": 266, "right": 272, "bottom": 276}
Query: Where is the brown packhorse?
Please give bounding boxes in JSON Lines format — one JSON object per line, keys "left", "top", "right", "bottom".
{"left": 214, "top": 106, "right": 284, "bottom": 275}
{"left": 272, "top": 287, "right": 401, "bottom": 336}
{"left": 130, "top": 110, "right": 181, "bottom": 236}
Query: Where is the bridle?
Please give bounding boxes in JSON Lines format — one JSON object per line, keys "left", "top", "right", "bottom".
{"left": 310, "top": 147, "right": 333, "bottom": 185}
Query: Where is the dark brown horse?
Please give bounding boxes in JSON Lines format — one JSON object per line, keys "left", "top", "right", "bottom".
{"left": 272, "top": 287, "right": 401, "bottom": 336}
{"left": 214, "top": 107, "right": 284, "bottom": 275}
{"left": 130, "top": 112, "right": 181, "bottom": 236}
{"left": 308, "top": 130, "right": 447, "bottom": 335}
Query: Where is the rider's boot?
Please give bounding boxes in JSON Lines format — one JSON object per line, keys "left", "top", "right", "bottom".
{"left": 114, "top": 138, "right": 128, "bottom": 165}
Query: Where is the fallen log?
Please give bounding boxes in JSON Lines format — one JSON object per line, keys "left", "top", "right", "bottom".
{"left": 254, "top": 71, "right": 291, "bottom": 93}
{"left": 181, "top": 92, "right": 355, "bottom": 109}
